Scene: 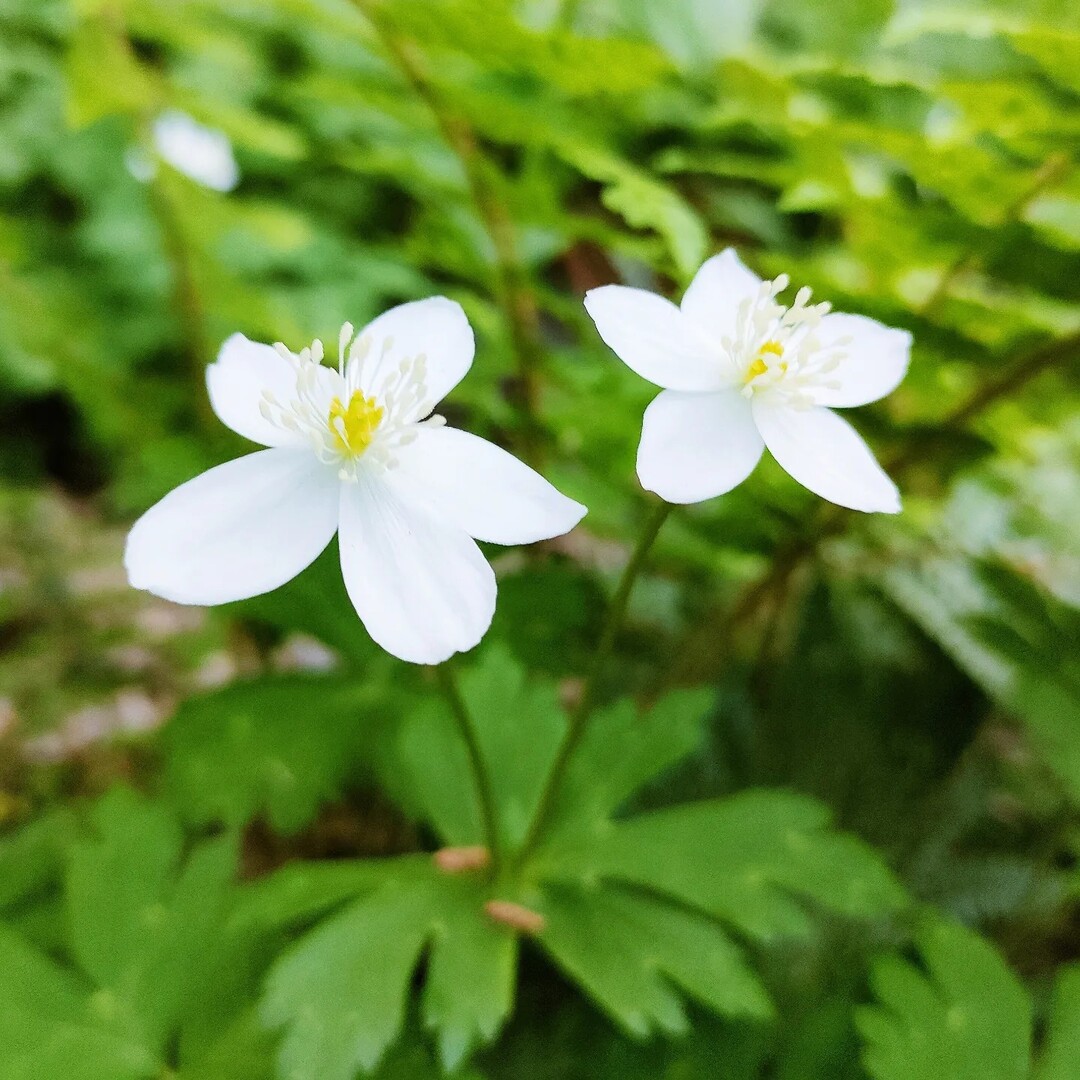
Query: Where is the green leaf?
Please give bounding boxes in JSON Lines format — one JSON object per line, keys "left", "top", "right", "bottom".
{"left": 67, "top": 789, "right": 185, "bottom": 994}
{"left": 0, "top": 923, "right": 158, "bottom": 1080}
{"left": 1024, "top": 193, "right": 1080, "bottom": 251}
{"left": 555, "top": 142, "right": 708, "bottom": 281}
{"left": 1007, "top": 27, "right": 1080, "bottom": 95}
{"left": 857, "top": 917, "right": 1032, "bottom": 1080}
{"left": 546, "top": 689, "right": 713, "bottom": 842}
{"left": 232, "top": 543, "right": 390, "bottom": 667}
{"left": 521, "top": 690, "right": 902, "bottom": 1046}
{"left": 230, "top": 860, "right": 397, "bottom": 935}
{"left": 174, "top": 1009, "right": 275, "bottom": 1080}
{"left": 761, "top": 0, "right": 892, "bottom": 57}
{"left": 381, "top": 0, "right": 671, "bottom": 97}
{"left": 391, "top": 697, "right": 484, "bottom": 847}
{"left": 1037, "top": 964, "right": 1080, "bottom": 1080}
{"left": 490, "top": 563, "right": 605, "bottom": 676}
{"left": 543, "top": 791, "right": 905, "bottom": 941}
{"left": 422, "top": 874, "right": 518, "bottom": 1071}
{"left": 260, "top": 856, "right": 515, "bottom": 1077}
{"left": 65, "top": 17, "right": 156, "bottom": 129}
{"left": 538, "top": 882, "right": 773, "bottom": 1038}
{"left": 66, "top": 788, "right": 239, "bottom": 1052}
{"left": 0, "top": 810, "right": 75, "bottom": 912}
{"left": 613, "top": 0, "right": 765, "bottom": 68}
{"left": 164, "top": 674, "right": 399, "bottom": 833}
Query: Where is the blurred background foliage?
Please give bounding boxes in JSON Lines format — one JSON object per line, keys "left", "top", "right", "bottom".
{"left": 1, "top": 0, "right": 1079, "bottom": 1077}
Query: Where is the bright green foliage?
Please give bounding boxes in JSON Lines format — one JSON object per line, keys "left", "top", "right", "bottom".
{"left": 261, "top": 651, "right": 903, "bottom": 1067}
{"left": 538, "top": 883, "right": 773, "bottom": 1035}
{"left": 556, "top": 142, "right": 709, "bottom": 282}
{"left": 545, "top": 690, "right": 711, "bottom": 840}
{"left": 2, "top": 0, "right": 1080, "bottom": 1076}
{"left": 0, "top": 810, "right": 75, "bottom": 913}
{"left": 164, "top": 673, "right": 401, "bottom": 833}
{"left": 261, "top": 856, "right": 516, "bottom": 1077}
{"left": 858, "top": 917, "right": 1033, "bottom": 1080}
{"left": 545, "top": 793, "right": 905, "bottom": 941}
{"left": 0, "top": 922, "right": 156, "bottom": 1080}
{"left": 859, "top": 921, "right": 1080, "bottom": 1080}
{"left": 0, "top": 789, "right": 262, "bottom": 1079}
{"left": 387, "top": 648, "right": 566, "bottom": 852}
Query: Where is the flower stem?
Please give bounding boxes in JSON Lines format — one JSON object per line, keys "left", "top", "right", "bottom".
{"left": 352, "top": 0, "right": 545, "bottom": 466}
{"left": 144, "top": 170, "right": 215, "bottom": 431}
{"left": 516, "top": 500, "right": 673, "bottom": 864}
{"left": 436, "top": 663, "right": 501, "bottom": 870}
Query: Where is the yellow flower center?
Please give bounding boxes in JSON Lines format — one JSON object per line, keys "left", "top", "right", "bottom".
{"left": 745, "top": 340, "right": 785, "bottom": 384}
{"left": 328, "top": 391, "right": 384, "bottom": 457}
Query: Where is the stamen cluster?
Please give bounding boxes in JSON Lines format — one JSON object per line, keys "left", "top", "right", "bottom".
{"left": 728, "top": 277, "right": 851, "bottom": 409}
{"left": 256, "top": 322, "right": 446, "bottom": 481}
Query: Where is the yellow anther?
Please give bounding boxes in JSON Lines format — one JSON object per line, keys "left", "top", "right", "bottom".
{"left": 745, "top": 357, "right": 769, "bottom": 381}
{"left": 328, "top": 392, "right": 384, "bottom": 457}
{"left": 745, "top": 340, "right": 785, "bottom": 385}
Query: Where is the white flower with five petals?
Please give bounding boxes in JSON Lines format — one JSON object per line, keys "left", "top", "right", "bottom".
{"left": 584, "top": 249, "right": 910, "bottom": 513}
{"left": 124, "top": 298, "right": 586, "bottom": 664}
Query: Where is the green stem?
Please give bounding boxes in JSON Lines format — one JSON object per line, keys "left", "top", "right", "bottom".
{"left": 436, "top": 663, "right": 501, "bottom": 870}
{"left": 353, "top": 0, "right": 545, "bottom": 465}
{"left": 144, "top": 169, "right": 215, "bottom": 430}
{"left": 517, "top": 500, "right": 673, "bottom": 864}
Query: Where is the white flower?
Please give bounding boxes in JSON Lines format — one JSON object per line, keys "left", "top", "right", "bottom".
{"left": 584, "top": 249, "right": 910, "bottom": 513}
{"left": 152, "top": 110, "right": 239, "bottom": 192}
{"left": 124, "top": 298, "right": 586, "bottom": 664}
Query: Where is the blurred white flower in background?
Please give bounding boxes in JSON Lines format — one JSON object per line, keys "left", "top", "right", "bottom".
{"left": 129, "top": 109, "right": 240, "bottom": 191}
{"left": 124, "top": 299, "right": 586, "bottom": 665}
{"left": 585, "top": 249, "right": 910, "bottom": 513}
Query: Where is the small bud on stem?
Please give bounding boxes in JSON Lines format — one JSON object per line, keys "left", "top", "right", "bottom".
{"left": 433, "top": 845, "right": 490, "bottom": 873}
{"left": 484, "top": 899, "right": 547, "bottom": 934}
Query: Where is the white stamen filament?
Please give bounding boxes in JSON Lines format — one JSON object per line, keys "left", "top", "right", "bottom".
{"left": 259, "top": 323, "right": 436, "bottom": 481}
{"left": 732, "top": 277, "right": 848, "bottom": 409}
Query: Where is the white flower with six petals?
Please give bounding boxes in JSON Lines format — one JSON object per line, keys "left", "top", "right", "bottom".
{"left": 125, "top": 298, "right": 586, "bottom": 664}
{"left": 584, "top": 249, "right": 910, "bottom": 513}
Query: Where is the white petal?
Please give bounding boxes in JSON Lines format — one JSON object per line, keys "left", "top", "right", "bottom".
{"left": 206, "top": 334, "right": 309, "bottom": 448}
{"left": 810, "top": 313, "right": 911, "bottom": 408}
{"left": 153, "top": 110, "right": 239, "bottom": 192}
{"left": 752, "top": 399, "right": 900, "bottom": 514}
{"left": 680, "top": 248, "right": 763, "bottom": 342}
{"left": 584, "top": 285, "right": 726, "bottom": 392}
{"left": 351, "top": 297, "right": 474, "bottom": 417}
{"left": 338, "top": 474, "right": 496, "bottom": 664}
{"left": 125, "top": 449, "right": 340, "bottom": 604}
{"left": 637, "top": 389, "right": 763, "bottom": 504}
{"left": 392, "top": 427, "right": 586, "bottom": 545}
